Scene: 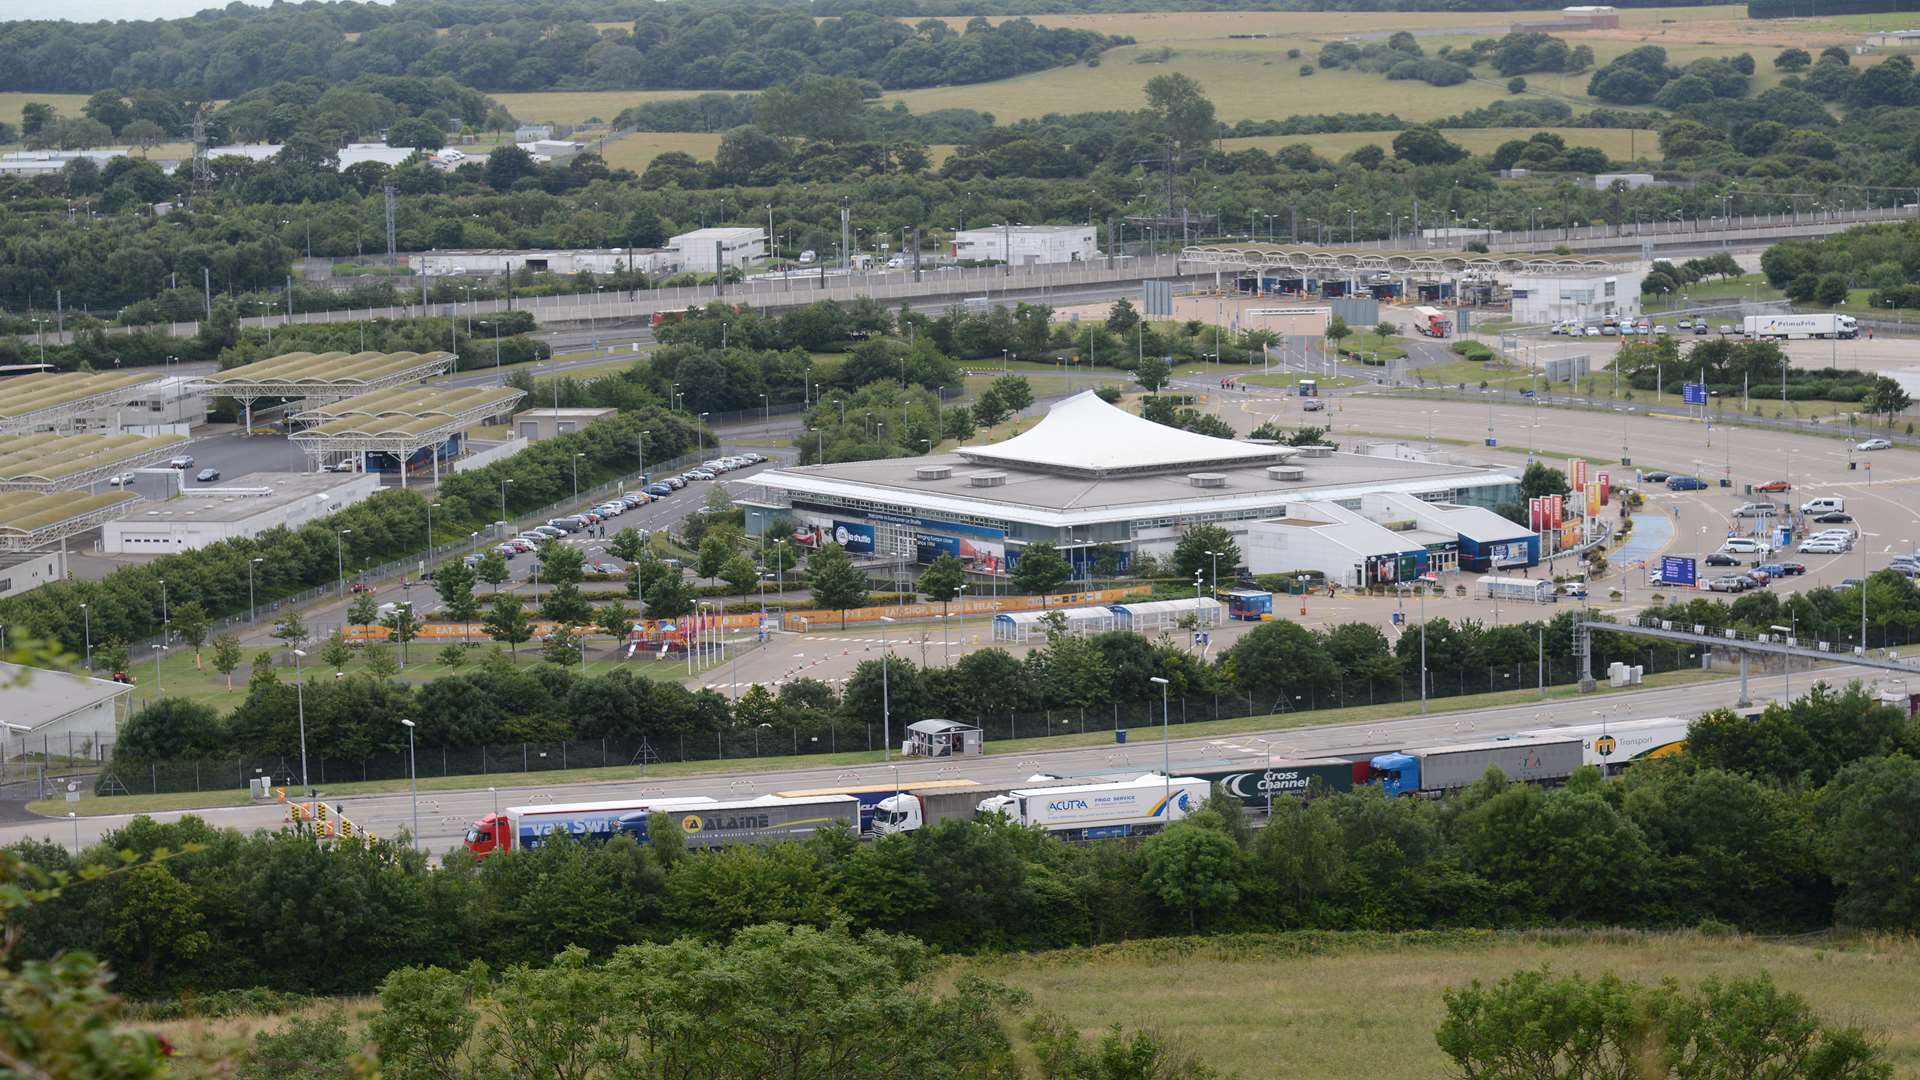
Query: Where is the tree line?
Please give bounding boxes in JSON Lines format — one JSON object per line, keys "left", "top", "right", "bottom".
{"left": 0, "top": 3, "right": 1120, "bottom": 97}
{"left": 15, "top": 681, "right": 1920, "bottom": 1005}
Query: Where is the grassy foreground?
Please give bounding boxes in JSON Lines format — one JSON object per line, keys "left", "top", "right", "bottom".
{"left": 142, "top": 929, "right": 1920, "bottom": 1077}
{"left": 962, "top": 929, "right": 1920, "bottom": 1079}
{"left": 36, "top": 666, "right": 1724, "bottom": 818}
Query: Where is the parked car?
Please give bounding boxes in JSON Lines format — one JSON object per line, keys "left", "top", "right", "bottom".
{"left": 645, "top": 483, "right": 673, "bottom": 496}
{"left": 1641, "top": 470, "right": 1672, "bottom": 483}
{"left": 687, "top": 470, "right": 717, "bottom": 481}
{"left": 194, "top": 467, "right": 220, "bottom": 482}
{"left": 1841, "top": 577, "right": 1866, "bottom": 590}
{"left": 168, "top": 455, "right": 195, "bottom": 469}
{"left": 664, "top": 476, "right": 687, "bottom": 490}
{"left": 1584, "top": 326, "right": 1601, "bottom": 336}
{"left": 1755, "top": 563, "right": 1787, "bottom": 578}
{"left": 1775, "top": 561, "right": 1807, "bottom": 576}
{"left": 1302, "top": 398, "right": 1325, "bottom": 412}
{"left": 1857, "top": 437, "right": 1892, "bottom": 451}
{"left": 327, "top": 460, "right": 355, "bottom": 473}
{"left": 1667, "top": 476, "right": 1708, "bottom": 491}
{"left": 1754, "top": 480, "right": 1792, "bottom": 493}
{"left": 1814, "top": 511, "right": 1854, "bottom": 524}
{"left": 1692, "top": 322, "right": 1708, "bottom": 335}
{"left": 349, "top": 581, "right": 374, "bottom": 594}
{"left": 492, "top": 544, "right": 520, "bottom": 558}
{"left": 1719, "top": 537, "right": 1772, "bottom": 554}
{"left": 508, "top": 538, "right": 535, "bottom": 552}
{"left": 1708, "top": 576, "right": 1748, "bottom": 592}
{"left": 1732, "top": 503, "right": 1778, "bottom": 518}
{"left": 1704, "top": 552, "right": 1741, "bottom": 567}
{"left": 1798, "top": 539, "right": 1846, "bottom": 555}
{"left": 107, "top": 472, "right": 135, "bottom": 486}
{"left": 587, "top": 562, "right": 622, "bottom": 575}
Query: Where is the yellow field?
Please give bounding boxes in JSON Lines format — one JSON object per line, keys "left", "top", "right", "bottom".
{"left": 1226, "top": 126, "right": 1659, "bottom": 163}
{"left": 596, "top": 131, "right": 724, "bottom": 171}
{"left": 491, "top": 90, "right": 710, "bottom": 125}
{"left": 970, "top": 931, "right": 1920, "bottom": 1080}
{"left": 0, "top": 92, "right": 91, "bottom": 128}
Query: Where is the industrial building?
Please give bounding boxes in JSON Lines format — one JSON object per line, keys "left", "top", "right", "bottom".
{"left": 952, "top": 225, "right": 1097, "bottom": 265}
{"left": 1509, "top": 271, "right": 1640, "bottom": 325}
{"left": 0, "top": 661, "right": 134, "bottom": 749}
{"left": 67, "top": 376, "right": 206, "bottom": 434}
{"left": 415, "top": 248, "right": 671, "bottom": 278}
{"left": 1241, "top": 491, "right": 1538, "bottom": 586}
{"left": 287, "top": 385, "right": 525, "bottom": 484}
{"left": 101, "top": 472, "right": 380, "bottom": 555}
{"left": 737, "top": 392, "right": 1527, "bottom": 580}
{"left": 669, "top": 228, "right": 768, "bottom": 273}
{"left": 511, "top": 407, "right": 618, "bottom": 442}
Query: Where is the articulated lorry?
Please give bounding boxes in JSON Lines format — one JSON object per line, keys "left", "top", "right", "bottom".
{"left": 1189, "top": 758, "right": 1359, "bottom": 809}
{"left": 1743, "top": 313, "right": 1857, "bottom": 340}
{"left": 1515, "top": 716, "right": 1689, "bottom": 771}
{"left": 624, "top": 794, "right": 860, "bottom": 850}
{"left": 464, "top": 796, "right": 716, "bottom": 856}
{"left": 1364, "top": 736, "right": 1584, "bottom": 797}
{"left": 873, "top": 774, "right": 1206, "bottom": 838}
{"left": 775, "top": 779, "right": 984, "bottom": 835}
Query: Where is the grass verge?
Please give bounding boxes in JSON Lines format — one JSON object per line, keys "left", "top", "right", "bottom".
{"left": 40, "top": 666, "right": 1723, "bottom": 818}
{"left": 967, "top": 928, "right": 1920, "bottom": 1079}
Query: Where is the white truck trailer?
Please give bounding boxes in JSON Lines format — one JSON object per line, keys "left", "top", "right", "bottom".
{"left": 974, "top": 774, "right": 1210, "bottom": 840}
{"left": 1743, "top": 313, "right": 1857, "bottom": 340}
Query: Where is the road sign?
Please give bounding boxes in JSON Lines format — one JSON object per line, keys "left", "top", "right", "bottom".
{"left": 1658, "top": 556, "right": 1697, "bottom": 587}
{"left": 1682, "top": 382, "right": 1707, "bottom": 406}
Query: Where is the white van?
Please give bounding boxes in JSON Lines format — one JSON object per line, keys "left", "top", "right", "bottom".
{"left": 1719, "top": 537, "right": 1771, "bottom": 554}
{"left": 1800, "top": 497, "right": 1845, "bottom": 515}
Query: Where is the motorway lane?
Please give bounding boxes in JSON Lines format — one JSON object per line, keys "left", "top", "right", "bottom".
{"left": 1, "top": 664, "right": 1880, "bottom": 857}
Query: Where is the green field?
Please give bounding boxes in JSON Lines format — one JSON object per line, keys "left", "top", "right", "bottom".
{"left": 0, "top": 92, "right": 89, "bottom": 127}
{"left": 595, "top": 130, "right": 724, "bottom": 171}
{"left": 491, "top": 90, "right": 706, "bottom": 126}
{"left": 968, "top": 930, "right": 1920, "bottom": 1079}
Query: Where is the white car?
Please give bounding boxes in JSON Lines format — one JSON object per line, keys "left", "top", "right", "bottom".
{"left": 107, "top": 472, "right": 136, "bottom": 486}
{"left": 1798, "top": 539, "right": 1846, "bottom": 554}
{"left": 1719, "top": 537, "right": 1771, "bottom": 554}
{"left": 1857, "top": 438, "right": 1892, "bottom": 451}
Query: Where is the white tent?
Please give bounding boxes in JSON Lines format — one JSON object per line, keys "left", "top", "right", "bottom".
{"left": 992, "top": 605, "right": 1118, "bottom": 643}
{"left": 1109, "top": 597, "right": 1223, "bottom": 631}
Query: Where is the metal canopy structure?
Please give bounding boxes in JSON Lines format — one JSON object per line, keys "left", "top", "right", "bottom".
{"left": 0, "top": 490, "right": 138, "bottom": 551}
{"left": 0, "top": 371, "right": 163, "bottom": 434}
{"left": 0, "top": 432, "right": 189, "bottom": 492}
{"left": 1179, "top": 243, "right": 1623, "bottom": 276}
{"left": 185, "top": 350, "right": 458, "bottom": 429}
{"left": 288, "top": 385, "right": 524, "bottom": 485}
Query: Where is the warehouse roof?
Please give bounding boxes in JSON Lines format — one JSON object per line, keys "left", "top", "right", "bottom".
{"left": 113, "top": 472, "right": 370, "bottom": 525}
{"left": 191, "top": 351, "right": 456, "bottom": 395}
{"left": 0, "top": 662, "right": 134, "bottom": 735}
{"left": 0, "top": 432, "right": 189, "bottom": 490}
{"left": 0, "top": 490, "right": 138, "bottom": 549}
{"left": 0, "top": 371, "right": 161, "bottom": 428}
{"left": 958, "top": 392, "right": 1290, "bottom": 478}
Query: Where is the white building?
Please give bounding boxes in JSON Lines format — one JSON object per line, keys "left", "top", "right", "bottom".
{"left": 516, "top": 139, "right": 583, "bottom": 162}
{"left": 1240, "top": 491, "right": 1538, "bottom": 587}
{"left": 737, "top": 392, "right": 1525, "bottom": 581}
{"left": 952, "top": 224, "right": 1097, "bottom": 265}
{"left": 101, "top": 472, "right": 378, "bottom": 555}
{"left": 669, "top": 227, "right": 767, "bottom": 273}
{"left": 1510, "top": 271, "right": 1640, "bottom": 325}
{"left": 0, "top": 551, "right": 65, "bottom": 600}
{"left": 0, "top": 661, "right": 133, "bottom": 749}
{"left": 69, "top": 376, "right": 206, "bottom": 434}
{"left": 1592, "top": 173, "right": 1657, "bottom": 191}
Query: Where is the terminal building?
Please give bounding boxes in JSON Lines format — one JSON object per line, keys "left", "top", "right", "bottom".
{"left": 737, "top": 392, "right": 1533, "bottom": 584}
{"left": 952, "top": 225, "right": 1098, "bottom": 265}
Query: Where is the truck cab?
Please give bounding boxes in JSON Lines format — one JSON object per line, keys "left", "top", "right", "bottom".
{"left": 1365, "top": 752, "right": 1421, "bottom": 797}
{"left": 871, "top": 794, "right": 925, "bottom": 834}
{"left": 465, "top": 813, "right": 512, "bottom": 856}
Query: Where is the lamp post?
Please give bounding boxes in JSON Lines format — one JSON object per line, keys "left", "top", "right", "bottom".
{"left": 80, "top": 603, "right": 91, "bottom": 671}
{"left": 248, "top": 557, "right": 263, "bottom": 623}
{"left": 572, "top": 452, "right": 584, "bottom": 501}
{"left": 153, "top": 643, "right": 167, "bottom": 695}
{"left": 399, "top": 718, "right": 418, "bottom": 848}
{"left": 293, "top": 647, "right": 309, "bottom": 788}
{"left": 499, "top": 478, "right": 513, "bottom": 531}
{"left": 335, "top": 530, "right": 351, "bottom": 597}
{"left": 426, "top": 501, "right": 440, "bottom": 561}
{"left": 1772, "top": 621, "right": 1794, "bottom": 698}
{"left": 638, "top": 430, "right": 648, "bottom": 483}
{"left": 1150, "top": 676, "right": 1171, "bottom": 802}
{"left": 880, "top": 615, "right": 895, "bottom": 761}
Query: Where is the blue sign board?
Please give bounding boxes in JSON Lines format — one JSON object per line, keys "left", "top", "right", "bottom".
{"left": 1658, "top": 556, "right": 1697, "bottom": 587}
{"left": 1682, "top": 382, "right": 1707, "bottom": 406}
{"left": 830, "top": 520, "right": 875, "bottom": 554}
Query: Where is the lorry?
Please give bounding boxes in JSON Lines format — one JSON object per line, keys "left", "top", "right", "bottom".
{"left": 1412, "top": 306, "right": 1452, "bottom": 338}
{"left": 775, "top": 779, "right": 985, "bottom": 835}
{"left": 1363, "top": 736, "right": 1584, "bottom": 797}
{"left": 974, "top": 774, "right": 1210, "bottom": 840}
{"left": 1514, "top": 716, "right": 1689, "bottom": 772}
{"left": 1742, "top": 313, "right": 1857, "bottom": 340}
{"left": 1188, "top": 758, "right": 1358, "bottom": 810}
{"left": 624, "top": 794, "right": 860, "bottom": 850}
{"left": 463, "top": 796, "right": 716, "bottom": 857}
{"left": 870, "top": 785, "right": 1015, "bottom": 835}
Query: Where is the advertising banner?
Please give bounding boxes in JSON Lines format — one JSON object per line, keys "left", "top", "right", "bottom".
{"left": 1528, "top": 497, "right": 1543, "bottom": 531}
{"left": 1658, "top": 556, "right": 1697, "bottom": 588}
{"left": 1549, "top": 494, "right": 1564, "bottom": 529}
{"left": 1586, "top": 480, "right": 1601, "bottom": 519}
{"left": 1597, "top": 471, "right": 1611, "bottom": 506}
{"left": 1568, "top": 458, "right": 1587, "bottom": 492}
{"left": 830, "top": 520, "right": 875, "bottom": 554}
{"left": 914, "top": 526, "right": 1009, "bottom": 574}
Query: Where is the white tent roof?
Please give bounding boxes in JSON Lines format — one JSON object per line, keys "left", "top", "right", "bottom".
{"left": 1110, "top": 597, "right": 1223, "bottom": 617}
{"left": 957, "top": 392, "right": 1291, "bottom": 477}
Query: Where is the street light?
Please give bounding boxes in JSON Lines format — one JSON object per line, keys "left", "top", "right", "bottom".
{"left": 79, "top": 602, "right": 91, "bottom": 671}
{"left": 153, "top": 643, "right": 167, "bottom": 695}
{"left": 572, "top": 452, "right": 585, "bottom": 501}
{"left": 399, "top": 718, "right": 418, "bottom": 848}
{"left": 248, "top": 557, "right": 263, "bottom": 623}
{"left": 500, "top": 478, "right": 514, "bottom": 533}
{"left": 293, "top": 648, "right": 309, "bottom": 789}
{"left": 426, "top": 501, "right": 440, "bottom": 560}
{"left": 335, "top": 530, "right": 351, "bottom": 597}
{"left": 1149, "top": 676, "right": 1171, "bottom": 802}
{"left": 1770, "top": 622, "right": 1794, "bottom": 697}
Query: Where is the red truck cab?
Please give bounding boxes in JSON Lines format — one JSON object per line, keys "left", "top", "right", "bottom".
{"left": 464, "top": 813, "right": 511, "bottom": 857}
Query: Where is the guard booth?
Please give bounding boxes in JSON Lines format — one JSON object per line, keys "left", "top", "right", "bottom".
{"left": 905, "top": 718, "right": 983, "bottom": 758}
{"left": 1297, "top": 379, "right": 1318, "bottom": 397}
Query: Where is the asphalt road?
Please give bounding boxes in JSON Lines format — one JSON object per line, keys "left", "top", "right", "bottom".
{"left": 1, "top": 664, "right": 1881, "bottom": 857}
